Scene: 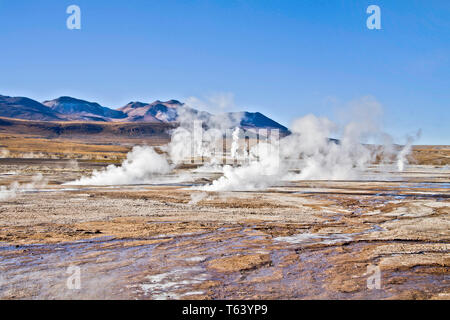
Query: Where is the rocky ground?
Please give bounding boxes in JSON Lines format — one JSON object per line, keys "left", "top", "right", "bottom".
{"left": 0, "top": 159, "right": 448, "bottom": 299}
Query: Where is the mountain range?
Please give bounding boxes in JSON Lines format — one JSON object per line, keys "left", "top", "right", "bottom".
{"left": 0, "top": 94, "right": 288, "bottom": 132}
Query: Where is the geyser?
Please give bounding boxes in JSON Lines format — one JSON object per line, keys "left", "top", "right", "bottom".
{"left": 68, "top": 99, "right": 414, "bottom": 191}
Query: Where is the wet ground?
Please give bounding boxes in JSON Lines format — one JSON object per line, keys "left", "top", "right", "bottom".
{"left": 0, "top": 159, "right": 449, "bottom": 299}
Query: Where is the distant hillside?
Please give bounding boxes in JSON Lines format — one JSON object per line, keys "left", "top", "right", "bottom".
{"left": 0, "top": 117, "right": 174, "bottom": 141}
{"left": 43, "top": 96, "right": 127, "bottom": 121}
{"left": 118, "top": 100, "right": 181, "bottom": 122}
{"left": 0, "top": 94, "right": 289, "bottom": 133}
{"left": 230, "top": 111, "right": 288, "bottom": 131}
{"left": 0, "top": 95, "right": 63, "bottom": 121}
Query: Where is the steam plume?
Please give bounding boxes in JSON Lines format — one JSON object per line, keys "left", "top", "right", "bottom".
{"left": 68, "top": 96, "right": 414, "bottom": 191}
{"left": 397, "top": 130, "right": 421, "bottom": 171}
{"left": 0, "top": 174, "right": 46, "bottom": 201}
{"left": 67, "top": 146, "right": 171, "bottom": 185}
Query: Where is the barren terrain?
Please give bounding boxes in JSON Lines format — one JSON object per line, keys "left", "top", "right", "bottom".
{"left": 0, "top": 137, "right": 449, "bottom": 300}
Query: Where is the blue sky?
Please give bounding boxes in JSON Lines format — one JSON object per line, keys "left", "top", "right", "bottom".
{"left": 0, "top": 0, "right": 448, "bottom": 144}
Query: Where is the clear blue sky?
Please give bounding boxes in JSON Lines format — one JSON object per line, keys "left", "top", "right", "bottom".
{"left": 0, "top": 0, "right": 448, "bottom": 144}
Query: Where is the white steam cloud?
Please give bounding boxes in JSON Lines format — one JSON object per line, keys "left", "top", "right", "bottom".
{"left": 163, "top": 102, "right": 243, "bottom": 165}
{"left": 67, "top": 146, "right": 171, "bottom": 185}
{"left": 188, "top": 192, "right": 208, "bottom": 205}
{"left": 68, "top": 95, "right": 416, "bottom": 191}
{"left": 197, "top": 97, "right": 407, "bottom": 191}
{"left": 0, "top": 174, "right": 47, "bottom": 201}
{"left": 397, "top": 130, "right": 421, "bottom": 171}
{"left": 231, "top": 127, "right": 240, "bottom": 159}
{"left": 200, "top": 141, "right": 280, "bottom": 191}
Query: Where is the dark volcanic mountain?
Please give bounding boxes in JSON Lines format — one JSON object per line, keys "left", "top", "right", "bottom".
{"left": 43, "top": 96, "right": 127, "bottom": 122}
{"left": 0, "top": 94, "right": 288, "bottom": 133}
{"left": 0, "top": 95, "right": 63, "bottom": 121}
{"left": 232, "top": 111, "right": 288, "bottom": 131}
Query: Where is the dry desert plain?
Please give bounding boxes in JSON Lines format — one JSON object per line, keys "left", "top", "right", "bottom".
{"left": 0, "top": 133, "right": 449, "bottom": 300}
